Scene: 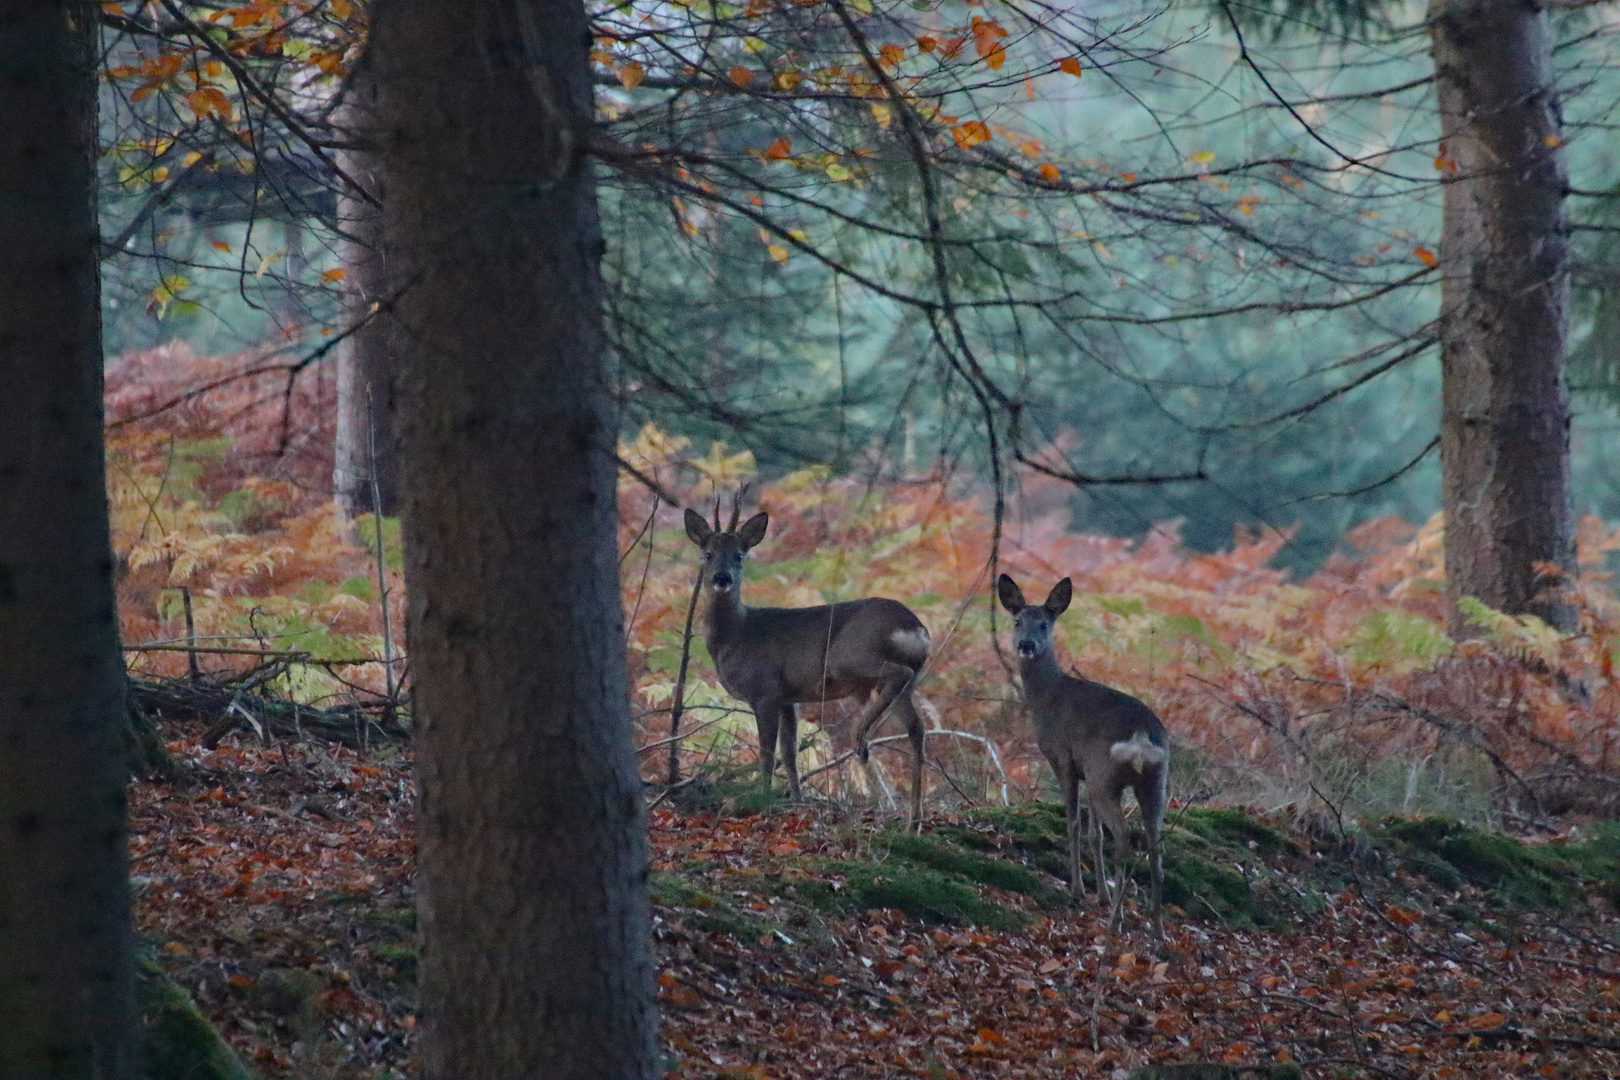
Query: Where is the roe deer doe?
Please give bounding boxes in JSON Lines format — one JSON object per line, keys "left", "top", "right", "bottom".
{"left": 998, "top": 574, "right": 1168, "bottom": 941}
{"left": 685, "top": 506, "right": 932, "bottom": 822}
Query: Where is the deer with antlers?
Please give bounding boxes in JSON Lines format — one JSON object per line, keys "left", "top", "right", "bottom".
{"left": 684, "top": 502, "right": 932, "bottom": 822}
{"left": 998, "top": 574, "right": 1168, "bottom": 942}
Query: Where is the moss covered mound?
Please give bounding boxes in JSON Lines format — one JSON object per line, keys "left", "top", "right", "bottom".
{"left": 137, "top": 952, "right": 254, "bottom": 1080}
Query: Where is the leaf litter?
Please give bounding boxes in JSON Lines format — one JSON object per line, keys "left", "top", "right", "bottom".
{"left": 132, "top": 720, "right": 1620, "bottom": 1079}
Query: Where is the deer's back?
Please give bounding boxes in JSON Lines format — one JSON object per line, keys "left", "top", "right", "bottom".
{"left": 1030, "top": 673, "right": 1167, "bottom": 775}
{"left": 714, "top": 597, "right": 928, "bottom": 703}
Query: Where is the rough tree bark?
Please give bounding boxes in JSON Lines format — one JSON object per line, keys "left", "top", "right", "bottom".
{"left": 0, "top": 2, "right": 135, "bottom": 1077}
{"left": 331, "top": 62, "right": 399, "bottom": 517}
{"left": 371, "top": 1, "right": 658, "bottom": 1077}
{"left": 1430, "top": 0, "right": 1576, "bottom": 632}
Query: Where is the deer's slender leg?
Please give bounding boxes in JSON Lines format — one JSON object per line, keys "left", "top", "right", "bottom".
{"left": 1061, "top": 764, "right": 1082, "bottom": 901}
{"left": 890, "top": 690, "right": 925, "bottom": 827}
{"left": 1091, "top": 785, "right": 1128, "bottom": 914}
{"left": 752, "top": 696, "right": 782, "bottom": 792}
{"left": 1138, "top": 769, "right": 1167, "bottom": 946}
{"left": 851, "top": 663, "right": 917, "bottom": 763}
{"left": 778, "top": 702, "right": 801, "bottom": 801}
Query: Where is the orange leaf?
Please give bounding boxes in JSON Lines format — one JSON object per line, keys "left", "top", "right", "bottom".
{"left": 618, "top": 62, "right": 645, "bottom": 89}
{"left": 321, "top": 267, "right": 348, "bottom": 283}
{"left": 728, "top": 66, "right": 755, "bottom": 87}
{"left": 952, "top": 120, "right": 990, "bottom": 149}
{"left": 977, "top": 1027, "right": 1006, "bottom": 1043}
{"left": 916, "top": 35, "right": 937, "bottom": 52}
{"left": 820, "top": 974, "right": 841, "bottom": 985}
{"left": 1038, "top": 162, "right": 1060, "bottom": 181}
{"left": 764, "top": 136, "right": 792, "bottom": 160}
{"left": 983, "top": 43, "right": 1005, "bottom": 70}
{"left": 880, "top": 43, "right": 906, "bottom": 67}
{"left": 1414, "top": 246, "right": 1439, "bottom": 267}
{"left": 1543, "top": 132, "right": 1564, "bottom": 148}
{"left": 211, "top": 240, "right": 232, "bottom": 252}
{"left": 186, "top": 87, "right": 231, "bottom": 119}
{"left": 1058, "top": 56, "right": 1082, "bottom": 76}
{"left": 772, "top": 69, "right": 802, "bottom": 91}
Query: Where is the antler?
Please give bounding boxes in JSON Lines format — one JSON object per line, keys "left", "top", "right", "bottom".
{"left": 711, "top": 496, "right": 722, "bottom": 533}
{"left": 727, "top": 489, "right": 742, "bottom": 532}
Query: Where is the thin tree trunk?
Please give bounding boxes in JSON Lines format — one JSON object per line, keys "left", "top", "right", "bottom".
{"left": 1431, "top": 0, "right": 1575, "bottom": 632}
{"left": 0, "top": 2, "right": 135, "bottom": 1077}
{"left": 332, "top": 63, "right": 398, "bottom": 517}
{"left": 371, "top": 1, "right": 658, "bottom": 1077}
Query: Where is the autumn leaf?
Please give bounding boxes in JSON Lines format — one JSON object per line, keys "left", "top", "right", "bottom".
{"left": 211, "top": 240, "right": 232, "bottom": 252}
{"left": 773, "top": 69, "right": 802, "bottom": 91}
{"left": 729, "top": 66, "right": 755, "bottom": 87}
{"left": 952, "top": 121, "right": 991, "bottom": 149}
{"left": 321, "top": 267, "right": 349, "bottom": 283}
{"left": 1190, "top": 149, "right": 1215, "bottom": 165}
{"left": 1058, "top": 56, "right": 1082, "bottom": 76}
{"left": 764, "top": 136, "right": 792, "bottom": 159}
{"left": 766, "top": 244, "right": 789, "bottom": 264}
{"left": 917, "top": 35, "right": 938, "bottom": 52}
{"left": 1038, "top": 162, "right": 1060, "bottom": 182}
{"left": 1414, "top": 246, "right": 1439, "bottom": 267}
{"left": 880, "top": 42, "right": 906, "bottom": 67}
{"left": 1543, "top": 132, "right": 1564, "bottom": 148}
{"left": 617, "top": 61, "right": 645, "bottom": 89}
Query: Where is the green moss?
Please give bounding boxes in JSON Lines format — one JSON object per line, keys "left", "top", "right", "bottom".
{"left": 372, "top": 943, "right": 417, "bottom": 982}
{"left": 797, "top": 861, "right": 1027, "bottom": 929}
{"left": 650, "top": 872, "right": 781, "bottom": 941}
{"left": 136, "top": 953, "right": 253, "bottom": 1080}
{"left": 1178, "top": 808, "right": 1296, "bottom": 856}
{"left": 1377, "top": 817, "right": 1584, "bottom": 907}
{"left": 879, "top": 831, "right": 1066, "bottom": 908}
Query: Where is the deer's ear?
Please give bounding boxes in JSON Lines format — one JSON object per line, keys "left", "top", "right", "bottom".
{"left": 684, "top": 508, "right": 713, "bottom": 547}
{"left": 1043, "top": 577, "right": 1073, "bottom": 617}
{"left": 736, "top": 511, "right": 770, "bottom": 550}
{"left": 997, "top": 574, "right": 1027, "bottom": 615}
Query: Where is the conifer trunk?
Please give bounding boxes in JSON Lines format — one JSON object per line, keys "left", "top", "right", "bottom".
{"left": 0, "top": 2, "right": 134, "bottom": 1076}
{"left": 332, "top": 65, "right": 398, "bottom": 517}
{"left": 1430, "top": 0, "right": 1576, "bottom": 631}
{"left": 371, "top": 1, "right": 658, "bottom": 1076}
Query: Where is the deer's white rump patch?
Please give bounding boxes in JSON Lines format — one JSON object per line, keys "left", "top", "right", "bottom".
{"left": 888, "top": 627, "right": 931, "bottom": 663}
{"left": 1109, "top": 730, "right": 1167, "bottom": 773}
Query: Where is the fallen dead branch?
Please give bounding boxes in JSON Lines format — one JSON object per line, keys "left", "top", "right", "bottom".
{"left": 128, "top": 675, "right": 408, "bottom": 750}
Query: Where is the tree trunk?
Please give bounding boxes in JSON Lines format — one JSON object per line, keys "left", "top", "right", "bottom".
{"left": 0, "top": 2, "right": 135, "bottom": 1077}
{"left": 371, "top": 1, "right": 658, "bottom": 1077}
{"left": 1431, "top": 0, "right": 1576, "bottom": 632}
{"left": 332, "top": 63, "right": 399, "bottom": 517}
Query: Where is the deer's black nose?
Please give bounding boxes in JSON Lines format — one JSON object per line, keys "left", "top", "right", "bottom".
{"left": 712, "top": 572, "right": 734, "bottom": 589}
{"left": 1016, "top": 641, "right": 1037, "bottom": 658}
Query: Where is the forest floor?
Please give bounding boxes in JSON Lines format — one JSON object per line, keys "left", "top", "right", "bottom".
{"left": 131, "top": 718, "right": 1620, "bottom": 1080}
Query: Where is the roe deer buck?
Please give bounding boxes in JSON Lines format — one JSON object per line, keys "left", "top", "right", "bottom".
{"left": 998, "top": 574, "right": 1168, "bottom": 941}
{"left": 684, "top": 505, "right": 932, "bottom": 822}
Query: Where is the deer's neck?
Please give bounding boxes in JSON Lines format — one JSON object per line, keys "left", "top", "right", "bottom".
{"left": 1018, "top": 649, "right": 1069, "bottom": 701}
{"left": 703, "top": 587, "right": 749, "bottom": 649}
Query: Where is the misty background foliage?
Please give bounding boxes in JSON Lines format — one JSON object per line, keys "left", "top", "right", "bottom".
{"left": 96, "top": 1, "right": 1620, "bottom": 571}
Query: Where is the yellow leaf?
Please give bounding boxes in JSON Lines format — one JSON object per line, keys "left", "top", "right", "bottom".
{"left": 870, "top": 102, "right": 892, "bottom": 128}
{"left": 1058, "top": 56, "right": 1081, "bottom": 76}
{"left": 743, "top": 36, "right": 767, "bottom": 53}
{"left": 825, "top": 162, "right": 852, "bottom": 181}
{"left": 767, "top": 244, "right": 789, "bottom": 264}
{"left": 773, "top": 70, "right": 802, "bottom": 91}
{"left": 849, "top": 0, "right": 873, "bottom": 12}
{"left": 181, "top": 150, "right": 204, "bottom": 168}
{"left": 952, "top": 121, "right": 990, "bottom": 149}
{"left": 321, "top": 267, "right": 348, "bottom": 283}
{"left": 1190, "top": 150, "right": 1215, "bottom": 164}
{"left": 618, "top": 62, "right": 645, "bottom": 89}
{"left": 1543, "top": 132, "right": 1564, "bottom": 148}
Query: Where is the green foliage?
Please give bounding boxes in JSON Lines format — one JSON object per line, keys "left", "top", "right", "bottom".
{"left": 1345, "top": 610, "right": 1451, "bottom": 670}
